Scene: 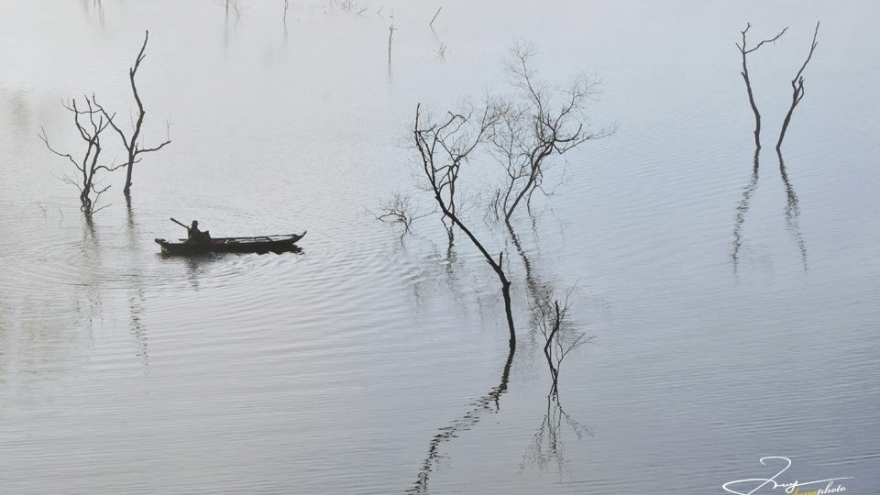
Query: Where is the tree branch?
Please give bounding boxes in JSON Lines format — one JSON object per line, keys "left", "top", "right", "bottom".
{"left": 776, "top": 21, "right": 819, "bottom": 152}
{"left": 737, "top": 23, "right": 788, "bottom": 149}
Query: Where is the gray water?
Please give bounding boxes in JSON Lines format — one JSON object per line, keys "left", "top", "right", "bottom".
{"left": 2, "top": 1, "right": 879, "bottom": 494}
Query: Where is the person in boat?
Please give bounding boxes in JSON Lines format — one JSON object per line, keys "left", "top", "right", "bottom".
{"left": 187, "top": 220, "right": 201, "bottom": 238}
{"left": 186, "top": 220, "right": 211, "bottom": 245}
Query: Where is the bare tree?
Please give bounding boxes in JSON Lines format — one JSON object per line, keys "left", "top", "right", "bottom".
{"left": 39, "top": 97, "right": 122, "bottom": 215}
{"left": 533, "top": 296, "right": 592, "bottom": 397}
{"left": 413, "top": 102, "right": 517, "bottom": 350}
{"left": 776, "top": 22, "right": 820, "bottom": 152}
{"left": 736, "top": 23, "right": 788, "bottom": 150}
{"left": 489, "top": 42, "right": 613, "bottom": 223}
{"left": 94, "top": 30, "right": 171, "bottom": 197}
{"left": 370, "top": 192, "right": 431, "bottom": 239}
{"left": 409, "top": 44, "right": 612, "bottom": 349}
{"left": 333, "top": 0, "right": 368, "bottom": 15}
{"left": 429, "top": 7, "right": 442, "bottom": 27}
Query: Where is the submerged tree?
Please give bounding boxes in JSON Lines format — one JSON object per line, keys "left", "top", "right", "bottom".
{"left": 732, "top": 23, "right": 817, "bottom": 276}
{"left": 391, "top": 44, "right": 611, "bottom": 239}
{"left": 413, "top": 102, "right": 517, "bottom": 349}
{"left": 405, "top": 45, "right": 604, "bottom": 490}
{"left": 533, "top": 295, "right": 592, "bottom": 397}
{"left": 369, "top": 192, "right": 430, "bottom": 240}
{"left": 408, "top": 44, "right": 612, "bottom": 350}
{"left": 40, "top": 30, "right": 169, "bottom": 213}
{"left": 736, "top": 23, "right": 788, "bottom": 150}
{"left": 39, "top": 97, "right": 121, "bottom": 215}
{"left": 736, "top": 22, "right": 820, "bottom": 151}
{"left": 489, "top": 42, "right": 613, "bottom": 223}
{"left": 94, "top": 30, "right": 171, "bottom": 197}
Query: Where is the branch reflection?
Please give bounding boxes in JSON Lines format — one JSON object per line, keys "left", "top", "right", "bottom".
{"left": 777, "top": 150, "right": 807, "bottom": 273}
{"left": 731, "top": 148, "right": 807, "bottom": 275}
{"left": 408, "top": 344, "right": 514, "bottom": 495}
{"left": 507, "top": 223, "right": 553, "bottom": 340}
{"left": 521, "top": 392, "right": 590, "bottom": 477}
{"left": 732, "top": 149, "right": 760, "bottom": 276}
{"left": 69, "top": 218, "right": 105, "bottom": 350}
{"left": 510, "top": 220, "right": 592, "bottom": 476}
{"left": 126, "top": 200, "right": 149, "bottom": 366}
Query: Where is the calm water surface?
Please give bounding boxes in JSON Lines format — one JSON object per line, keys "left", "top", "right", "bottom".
{"left": 2, "top": 1, "right": 879, "bottom": 494}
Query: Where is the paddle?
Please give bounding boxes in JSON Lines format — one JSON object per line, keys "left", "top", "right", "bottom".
{"left": 170, "top": 217, "right": 190, "bottom": 230}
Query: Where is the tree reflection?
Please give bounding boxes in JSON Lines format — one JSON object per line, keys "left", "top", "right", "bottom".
{"left": 731, "top": 149, "right": 807, "bottom": 275}
{"left": 733, "top": 21, "right": 816, "bottom": 276}
{"left": 221, "top": 0, "right": 242, "bottom": 56}
{"left": 408, "top": 344, "right": 514, "bottom": 495}
{"left": 126, "top": 200, "right": 149, "bottom": 366}
{"left": 79, "top": 0, "right": 105, "bottom": 27}
{"left": 521, "top": 392, "right": 590, "bottom": 478}
{"left": 731, "top": 149, "right": 760, "bottom": 276}
{"left": 510, "top": 222, "right": 591, "bottom": 397}
{"left": 70, "top": 217, "right": 105, "bottom": 345}
{"left": 394, "top": 42, "right": 605, "bottom": 486}
{"left": 408, "top": 222, "right": 592, "bottom": 492}
{"left": 777, "top": 151, "right": 807, "bottom": 272}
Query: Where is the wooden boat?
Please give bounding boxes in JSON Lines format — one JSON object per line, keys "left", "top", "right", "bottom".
{"left": 155, "top": 232, "right": 306, "bottom": 255}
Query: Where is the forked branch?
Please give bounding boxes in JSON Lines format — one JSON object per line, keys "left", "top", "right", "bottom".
{"left": 736, "top": 23, "right": 788, "bottom": 149}
{"left": 491, "top": 42, "right": 612, "bottom": 222}
{"left": 534, "top": 294, "right": 592, "bottom": 397}
{"left": 94, "top": 30, "right": 171, "bottom": 196}
{"left": 38, "top": 97, "right": 122, "bottom": 214}
{"left": 776, "top": 22, "right": 820, "bottom": 152}
{"left": 414, "top": 103, "right": 516, "bottom": 350}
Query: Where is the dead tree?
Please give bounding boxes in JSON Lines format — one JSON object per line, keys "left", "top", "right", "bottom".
{"left": 39, "top": 97, "right": 121, "bottom": 215}
{"left": 533, "top": 296, "right": 592, "bottom": 397}
{"left": 776, "top": 22, "right": 820, "bottom": 152}
{"left": 489, "top": 42, "right": 612, "bottom": 223}
{"left": 95, "top": 30, "right": 171, "bottom": 197}
{"left": 736, "top": 23, "right": 788, "bottom": 150}
{"left": 370, "top": 192, "right": 431, "bottom": 240}
{"left": 413, "top": 102, "right": 517, "bottom": 350}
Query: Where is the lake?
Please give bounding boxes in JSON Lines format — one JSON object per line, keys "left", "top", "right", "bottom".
{"left": 1, "top": 1, "right": 879, "bottom": 494}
